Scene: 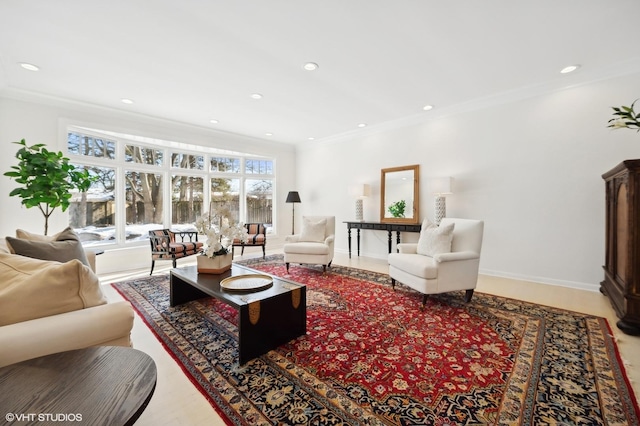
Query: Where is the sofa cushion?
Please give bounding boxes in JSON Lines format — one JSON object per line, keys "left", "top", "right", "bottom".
{"left": 299, "top": 217, "right": 326, "bottom": 242}
{"left": 0, "top": 253, "right": 107, "bottom": 326}
{"left": 416, "top": 219, "right": 455, "bottom": 257}
{"left": 6, "top": 227, "right": 90, "bottom": 267}
{"left": 388, "top": 252, "right": 439, "bottom": 279}
{"left": 282, "top": 242, "right": 331, "bottom": 255}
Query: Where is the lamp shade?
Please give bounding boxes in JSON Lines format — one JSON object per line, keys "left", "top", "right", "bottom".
{"left": 430, "top": 177, "right": 453, "bottom": 196}
{"left": 286, "top": 191, "right": 301, "bottom": 203}
{"left": 348, "top": 184, "right": 370, "bottom": 198}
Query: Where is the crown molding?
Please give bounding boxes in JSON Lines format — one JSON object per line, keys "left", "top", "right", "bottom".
{"left": 303, "top": 58, "right": 640, "bottom": 151}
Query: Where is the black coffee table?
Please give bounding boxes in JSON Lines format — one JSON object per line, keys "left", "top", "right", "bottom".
{"left": 170, "top": 264, "right": 307, "bottom": 364}
{"left": 0, "top": 346, "right": 156, "bottom": 426}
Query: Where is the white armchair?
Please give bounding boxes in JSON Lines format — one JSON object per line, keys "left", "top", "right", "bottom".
{"left": 283, "top": 216, "right": 335, "bottom": 272}
{"left": 388, "top": 218, "right": 484, "bottom": 309}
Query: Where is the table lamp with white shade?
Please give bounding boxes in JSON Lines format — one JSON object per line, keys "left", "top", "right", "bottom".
{"left": 349, "top": 184, "right": 370, "bottom": 222}
{"left": 430, "top": 177, "right": 453, "bottom": 225}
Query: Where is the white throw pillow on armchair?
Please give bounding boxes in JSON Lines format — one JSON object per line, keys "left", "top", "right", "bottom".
{"left": 416, "top": 219, "right": 455, "bottom": 256}
{"left": 299, "top": 217, "right": 327, "bottom": 242}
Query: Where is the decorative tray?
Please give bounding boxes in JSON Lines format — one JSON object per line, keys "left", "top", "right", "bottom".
{"left": 220, "top": 274, "right": 273, "bottom": 293}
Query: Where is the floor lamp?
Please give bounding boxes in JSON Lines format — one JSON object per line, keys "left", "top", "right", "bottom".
{"left": 286, "top": 191, "right": 301, "bottom": 234}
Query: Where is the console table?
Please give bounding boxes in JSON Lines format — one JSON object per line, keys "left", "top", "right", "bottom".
{"left": 344, "top": 221, "right": 422, "bottom": 257}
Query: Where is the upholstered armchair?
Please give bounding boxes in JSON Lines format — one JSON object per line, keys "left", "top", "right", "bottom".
{"left": 283, "top": 216, "right": 335, "bottom": 272}
{"left": 232, "top": 223, "right": 267, "bottom": 259}
{"left": 388, "top": 218, "right": 484, "bottom": 308}
{"left": 149, "top": 229, "right": 203, "bottom": 275}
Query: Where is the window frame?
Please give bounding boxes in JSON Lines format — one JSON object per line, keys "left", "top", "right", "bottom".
{"left": 66, "top": 126, "right": 276, "bottom": 248}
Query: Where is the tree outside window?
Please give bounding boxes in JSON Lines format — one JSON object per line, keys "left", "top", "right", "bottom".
{"left": 246, "top": 178, "right": 272, "bottom": 227}
{"left": 211, "top": 178, "right": 240, "bottom": 223}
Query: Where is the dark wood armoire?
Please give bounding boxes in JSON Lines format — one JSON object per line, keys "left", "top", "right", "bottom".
{"left": 602, "top": 159, "right": 640, "bottom": 335}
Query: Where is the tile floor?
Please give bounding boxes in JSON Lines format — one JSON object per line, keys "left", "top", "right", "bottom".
{"left": 100, "top": 251, "right": 640, "bottom": 425}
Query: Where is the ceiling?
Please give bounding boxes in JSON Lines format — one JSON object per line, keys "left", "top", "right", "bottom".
{"left": 1, "top": 1, "right": 639, "bottom": 145}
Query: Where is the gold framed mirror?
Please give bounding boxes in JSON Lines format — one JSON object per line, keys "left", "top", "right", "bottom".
{"left": 380, "top": 164, "right": 420, "bottom": 224}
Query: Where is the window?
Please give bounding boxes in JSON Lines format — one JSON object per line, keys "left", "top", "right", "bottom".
{"left": 68, "top": 165, "right": 115, "bottom": 245}
{"left": 125, "top": 170, "right": 163, "bottom": 236}
{"left": 211, "top": 157, "right": 240, "bottom": 173}
{"left": 172, "top": 175, "right": 203, "bottom": 227}
{"left": 210, "top": 178, "right": 240, "bottom": 223}
{"left": 244, "top": 159, "right": 273, "bottom": 228}
{"left": 246, "top": 179, "right": 272, "bottom": 226}
{"left": 245, "top": 159, "right": 273, "bottom": 175}
{"left": 66, "top": 127, "right": 276, "bottom": 246}
{"left": 172, "top": 152, "right": 203, "bottom": 170}
{"left": 125, "top": 144, "right": 163, "bottom": 165}
{"left": 68, "top": 133, "right": 116, "bottom": 159}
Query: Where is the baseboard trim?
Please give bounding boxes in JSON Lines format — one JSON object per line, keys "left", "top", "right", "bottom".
{"left": 479, "top": 268, "right": 600, "bottom": 293}
{"left": 334, "top": 248, "right": 600, "bottom": 293}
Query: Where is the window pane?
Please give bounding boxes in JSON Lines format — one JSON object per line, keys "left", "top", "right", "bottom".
{"left": 211, "top": 157, "right": 240, "bottom": 173}
{"left": 125, "top": 144, "right": 163, "bottom": 166}
{"left": 245, "top": 179, "right": 272, "bottom": 229}
{"left": 210, "top": 178, "right": 240, "bottom": 223}
{"left": 245, "top": 159, "right": 273, "bottom": 175}
{"left": 172, "top": 174, "right": 203, "bottom": 228}
{"left": 125, "top": 170, "right": 163, "bottom": 242}
{"left": 171, "top": 152, "right": 203, "bottom": 170}
{"left": 68, "top": 132, "right": 116, "bottom": 159}
{"left": 69, "top": 165, "right": 116, "bottom": 246}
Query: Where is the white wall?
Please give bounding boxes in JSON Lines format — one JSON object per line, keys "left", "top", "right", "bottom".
{"left": 0, "top": 91, "right": 296, "bottom": 274}
{"left": 296, "top": 72, "right": 640, "bottom": 291}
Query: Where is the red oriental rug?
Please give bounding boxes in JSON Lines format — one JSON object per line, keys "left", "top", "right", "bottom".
{"left": 112, "top": 255, "right": 640, "bottom": 425}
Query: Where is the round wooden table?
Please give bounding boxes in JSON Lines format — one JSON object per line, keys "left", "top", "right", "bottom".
{"left": 0, "top": 346, "right": 157, "bottom": 426}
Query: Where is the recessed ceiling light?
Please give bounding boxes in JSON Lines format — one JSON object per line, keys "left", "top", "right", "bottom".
{"left": 265, "top": 132, "right": 273, "bottom": 136}
{"left": 121, "top": 98, "right": 134, "bottom": 104}
{"left": 358, "top": 123, "right": 367, "bottom": 128}
{"left": 251, "top": 93, "right": 263, "bottom": 100}
{"left": 308, "top": 137, "right": 315, "bottom": 141}
{"left": 422, "top": 105, "right": 434, "bottom": 111}
{"left": 19, "top": 63, "right": 39, "bottom": 71}
{"left": 303, "top": 62, "right": 319, "bottom": 71}
{"left": 560, "top": 64, "right": 580, "bottom": 74}
{"left": 209, "top": 119, "right": 219, "bottom": 124}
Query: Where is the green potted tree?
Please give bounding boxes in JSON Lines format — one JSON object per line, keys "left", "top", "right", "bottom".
{"left": 4, "top": 139, "right": 95, "bottom": 235}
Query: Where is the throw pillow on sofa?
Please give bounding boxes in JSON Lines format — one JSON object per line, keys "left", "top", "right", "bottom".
{"left": 6, "top": 227, "right": 90, "bottom": 267}
{"left": 0, "top": 253, "right": 107, "bottom": 326}
{"left": 15, "top": 227, "right": 66, "bottom": 242}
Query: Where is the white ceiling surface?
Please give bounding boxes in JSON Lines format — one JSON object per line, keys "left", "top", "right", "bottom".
{"left": 1, "top": 1, "right": 640, "bottom": 145}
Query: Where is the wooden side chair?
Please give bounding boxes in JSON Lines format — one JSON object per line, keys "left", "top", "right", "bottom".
{"left": 232, "top": 223, "right": 266, "bottom": 259}
{"left": 149, "top": 229, "right": 203, "bottom": 275}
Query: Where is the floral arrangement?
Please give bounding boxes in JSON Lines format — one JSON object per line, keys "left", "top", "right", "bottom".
{"left": 608, "top": 99, "right": 640, "bottom": 132}
{"left": 195, "top": 205, "right": 248, "bottom": 258}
